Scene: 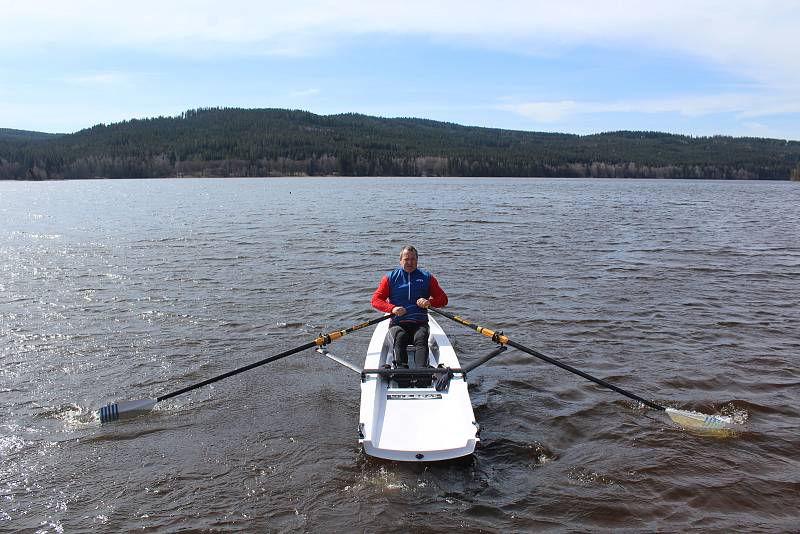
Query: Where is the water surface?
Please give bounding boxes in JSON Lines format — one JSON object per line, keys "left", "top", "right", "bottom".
{"left": 1, "top": 177, "right": 798, "bottom": 532}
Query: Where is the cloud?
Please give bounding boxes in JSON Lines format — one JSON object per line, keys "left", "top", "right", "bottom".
{"left": 501, "top": 101, "right": 580, "bottom": 123}
{"left": 54, "top": 72, "right": 134, "bottom": 87}
{"left": 288, "top": 88, "right": 321, "bottom": 98}
{"left": 500, "top": 93, "right": 800, "bottom": 123}
{"left": 3, "top": 1, "right": 799, "bottom": 88}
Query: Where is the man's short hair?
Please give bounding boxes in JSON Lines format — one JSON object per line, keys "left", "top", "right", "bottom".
{"left": 400, "top": 245, "right": 418, "bottom": 259}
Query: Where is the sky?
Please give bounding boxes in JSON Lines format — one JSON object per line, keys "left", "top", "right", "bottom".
{"left": 2, "top": 0, "right": 799, "bottom": 140}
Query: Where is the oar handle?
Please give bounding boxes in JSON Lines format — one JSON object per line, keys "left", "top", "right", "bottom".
{"left": 429, "top": 307, "right": 665, "bottom": 412}
{"left": 157, "top": 314, "right": 392, "bottom": 402}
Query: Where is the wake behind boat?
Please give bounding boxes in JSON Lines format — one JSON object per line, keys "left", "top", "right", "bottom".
{"left": 358, "top": 315, "right": 479, "bottom": 461}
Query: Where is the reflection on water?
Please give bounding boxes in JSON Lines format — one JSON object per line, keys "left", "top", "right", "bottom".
{"left": 1, "top": 177, "right": 799, "bottom": 532}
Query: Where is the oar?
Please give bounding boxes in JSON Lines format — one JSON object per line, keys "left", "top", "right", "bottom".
{"left": 428, "top": 307, "right": 732, "bottom": 431}
{"left": 98, "top": 314, "right": 392, "bottom": 423}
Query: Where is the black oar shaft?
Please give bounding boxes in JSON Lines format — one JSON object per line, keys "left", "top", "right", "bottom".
{"left": 429, "top": 307, "right": 665, "bottom": 411}
{"left": 504, "top": 340, "right": 663, "bottom": 411}
{"left": 157, "top": 314, "right": 391, "bottom": 402}
{"left": 157, "top": 341, "right": 316, "bottom": 401}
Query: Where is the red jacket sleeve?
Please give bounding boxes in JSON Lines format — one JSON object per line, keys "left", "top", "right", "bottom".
{"left": 428, "top": 275, "right": 448, "bottom": 308}
{"left": 371, "top": 275, "right": 395, "bottom": 313}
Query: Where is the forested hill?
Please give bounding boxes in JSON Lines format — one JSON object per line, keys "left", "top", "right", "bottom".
{"left": 2, "top": 108, "right": 800, "bottom": 180}
{"left": 0, "top": 128, "right": 64, "bottom": 141}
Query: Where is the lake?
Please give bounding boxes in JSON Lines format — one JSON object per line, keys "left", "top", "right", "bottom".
{"left": 1, "top": 177, "right": 798, "bottom": 532}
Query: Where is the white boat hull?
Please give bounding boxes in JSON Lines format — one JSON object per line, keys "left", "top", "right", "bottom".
{"left": 359, "top": 315, "right": 478, "bottom": 461}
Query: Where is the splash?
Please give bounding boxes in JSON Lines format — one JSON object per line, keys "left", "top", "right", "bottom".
{"left": 37, "top": 403, "right": 98, "bottom": 428}
{"left": 346, "top": 465, "right": 412, "bottom": 494}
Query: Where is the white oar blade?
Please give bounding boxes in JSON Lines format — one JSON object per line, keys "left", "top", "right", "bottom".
{"left": 98, "top": 399, "right": 157, "bottom": 423}
{"left": 665, "top": 408, "right": 733, "bottom": 431}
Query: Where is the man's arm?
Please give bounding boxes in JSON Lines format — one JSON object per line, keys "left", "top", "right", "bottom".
{"left": 427, "top": 275, "right": 448, "bottom": 308}
{"left": 371, "top": 275, "right": 395, "bottom": 313}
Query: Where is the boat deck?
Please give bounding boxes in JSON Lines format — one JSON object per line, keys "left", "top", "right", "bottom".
{"left": 359, "top": 315, "right": 479, "bottom": 461}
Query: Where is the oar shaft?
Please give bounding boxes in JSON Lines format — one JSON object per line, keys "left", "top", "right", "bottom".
{"left": 157, "top": 314, "right": 391, "bottom": 402}
{"left": 504, "top": 340, "right": 663, "bottom": 411}
{"left": 157, "top": 341, "right": 316, "bottom": 401}
{"left": 429, "top": 307, "right": 665, "bottom": 412}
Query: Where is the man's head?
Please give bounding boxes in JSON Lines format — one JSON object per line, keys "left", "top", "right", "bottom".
{"left": 399, "top": 245, "right": 419, "bottom": 273}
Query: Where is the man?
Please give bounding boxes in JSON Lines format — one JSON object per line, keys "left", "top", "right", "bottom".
{"left": 371, "top": 245, "right": 448, "bottom": 369}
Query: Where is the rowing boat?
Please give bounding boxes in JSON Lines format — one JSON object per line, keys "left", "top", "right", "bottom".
{"left": 99, "top": 309, "right": 735, "bottom": 452}
{"left": 358, "top": 315, "right": 479, "bottom": 461}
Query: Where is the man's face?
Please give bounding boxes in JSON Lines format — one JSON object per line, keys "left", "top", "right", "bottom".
{"left": 399, "top": 250, "right": 418, "bottom": 273}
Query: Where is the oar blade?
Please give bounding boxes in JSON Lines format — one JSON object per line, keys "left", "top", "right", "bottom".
{"left": 98, "top": 399, "right": 157, "bottom": 423}
{"left": 665, "top": 407, "right": 733, "bottom": 431}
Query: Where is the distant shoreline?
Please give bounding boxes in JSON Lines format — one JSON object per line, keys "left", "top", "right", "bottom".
{"left": 3, "top": 108, "right": 800, "bottom": 181}
{"left": 4, "top": 175, "right": 798, "bottom": 182}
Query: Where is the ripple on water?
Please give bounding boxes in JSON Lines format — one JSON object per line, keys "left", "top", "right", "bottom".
{"left": 1, "top": 177, "right": 798, "bottom": 532}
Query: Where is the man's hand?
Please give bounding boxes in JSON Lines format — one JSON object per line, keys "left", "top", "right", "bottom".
{"left": 392, "top": 306, "right": 407, "bottom": 316}
{"left": 416, "top": 298, "right": 431, "bottom": 309}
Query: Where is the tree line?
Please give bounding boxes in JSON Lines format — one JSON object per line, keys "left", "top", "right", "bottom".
{"left": 2, "top": 108, "right": 799, "bottom": 180}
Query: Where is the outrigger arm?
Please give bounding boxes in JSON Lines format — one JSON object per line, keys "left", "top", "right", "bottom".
{"left": 316, "top": 346, "right": 364, "bottom": 374}
{"left": 317, "top": 322, "right": 512, "bottom": 391}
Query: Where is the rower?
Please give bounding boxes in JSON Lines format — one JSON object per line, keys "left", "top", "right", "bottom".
{"left": 370, "top": 244, "right": 449, "bottom": 382}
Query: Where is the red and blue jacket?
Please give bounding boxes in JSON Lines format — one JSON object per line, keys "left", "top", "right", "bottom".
{"left": 371, "top": 268, "right": 448, "bottom": 325}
